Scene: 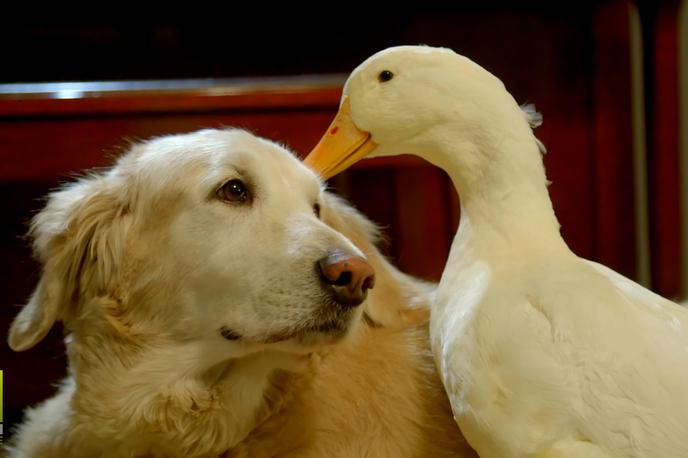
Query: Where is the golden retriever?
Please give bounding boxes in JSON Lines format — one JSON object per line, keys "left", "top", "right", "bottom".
{"left": 6, "top": 129, "right": 476, "bottom": 457}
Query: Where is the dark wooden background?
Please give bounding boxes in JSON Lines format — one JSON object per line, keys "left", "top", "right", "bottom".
{"left": 1, "top": 2, "right": 684, "bottom": 440}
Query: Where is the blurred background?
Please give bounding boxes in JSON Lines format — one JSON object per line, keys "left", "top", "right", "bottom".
{"left": 1, "top": 1, "right": 686, "bottom": 441}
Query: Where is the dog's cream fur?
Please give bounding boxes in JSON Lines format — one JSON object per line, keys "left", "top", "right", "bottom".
{"left": 6, "top": 129, "right": 475, "bottom": 457}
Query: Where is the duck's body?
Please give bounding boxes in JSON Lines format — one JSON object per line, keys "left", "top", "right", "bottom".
{"left": 435, "top": 215, "right": 688, "bottom": 457}
{"left": 428, "top": 114, "right": 688, "bottom": 457}
{"left": 304, "top": 45, "right": 688, "bottom": 457}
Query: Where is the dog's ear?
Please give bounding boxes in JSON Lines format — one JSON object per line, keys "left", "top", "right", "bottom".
{"left": 9, "top": 175, "right": 130, "bottom": 351}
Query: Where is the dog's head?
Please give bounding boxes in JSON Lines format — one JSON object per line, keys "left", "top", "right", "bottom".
{"left": 9, "top": 129, "right": 374, "bottom": 356}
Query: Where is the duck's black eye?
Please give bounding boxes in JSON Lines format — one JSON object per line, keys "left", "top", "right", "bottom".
{"left": 217, "top": 179, "right": 250, "bottom": 204}
{"left": 313, "top": 203, "right": 321, "bottom": 218}
{"left": 378, "top": 70, "right": 394, "bottom": 83}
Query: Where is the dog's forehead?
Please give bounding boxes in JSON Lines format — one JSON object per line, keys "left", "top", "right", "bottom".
{"left": 132, "top": 129, "right": 322, "bottom": 197}
{"left": 209, "top": 131, "right": 323, "bottom": 197}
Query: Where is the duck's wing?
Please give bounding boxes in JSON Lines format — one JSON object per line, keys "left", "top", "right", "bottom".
{"left": 583, "top": 260, "right": 688, "bottom": 327}
{"left": 562, "top": 260, "right": 688, "bottom": 455}
{"left": 532, "top": 440, "right": 610, "bottom": 458}
{"left": 443, "top": 259, "right": 688, "bottom": 456}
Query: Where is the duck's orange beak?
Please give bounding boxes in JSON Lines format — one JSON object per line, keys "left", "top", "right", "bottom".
{"left": 303, "top": 97, "right": 378, "bottom": 179}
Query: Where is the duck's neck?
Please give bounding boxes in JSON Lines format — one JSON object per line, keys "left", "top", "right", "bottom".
{"left": 421, "top": 124, "right": 570, "bottom": 264}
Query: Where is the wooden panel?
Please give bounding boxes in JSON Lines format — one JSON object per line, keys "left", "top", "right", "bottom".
{"left": 0, "top": 111, "right": 338, "bottom": 181}
{"left": 649, "top": 3, "right": 683, "bottom": 297}
{"left": 0, "top": 85, "right": 344, "bottom": 117}
{"left": 393, "top": 166, "right": 452, "bottom": 281}
{"left": 591, "top": 2, "right": 638, "bottom": 280}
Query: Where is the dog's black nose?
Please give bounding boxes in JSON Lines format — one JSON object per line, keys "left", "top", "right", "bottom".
{"left": 318, "top": 250, "right": 375, "bottom": 307}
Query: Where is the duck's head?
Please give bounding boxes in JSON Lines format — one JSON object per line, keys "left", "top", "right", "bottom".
{"left": 305, "top": 45, "right": 538, "bottom": 179}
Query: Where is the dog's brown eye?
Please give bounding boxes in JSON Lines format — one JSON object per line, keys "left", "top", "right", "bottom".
{"left": 220, "top": 326, "right": 241, "bottom": 341}
{"left": 217, "top": 179, "right": 250, "bottom": 203}
{"left": 313, "top": 203, "right": 321, "bottom": 218}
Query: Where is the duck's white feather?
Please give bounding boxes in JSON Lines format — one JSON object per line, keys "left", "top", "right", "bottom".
{"left": 433, "top": 251, "right": 688, "bottom": 457}
{"left": 334, "top": 45, "right": 688, "bottom": 458}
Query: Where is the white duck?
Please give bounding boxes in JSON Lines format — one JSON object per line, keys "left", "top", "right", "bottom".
{"left": 304, "top": 46, "right": 688, "bottom": 458}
